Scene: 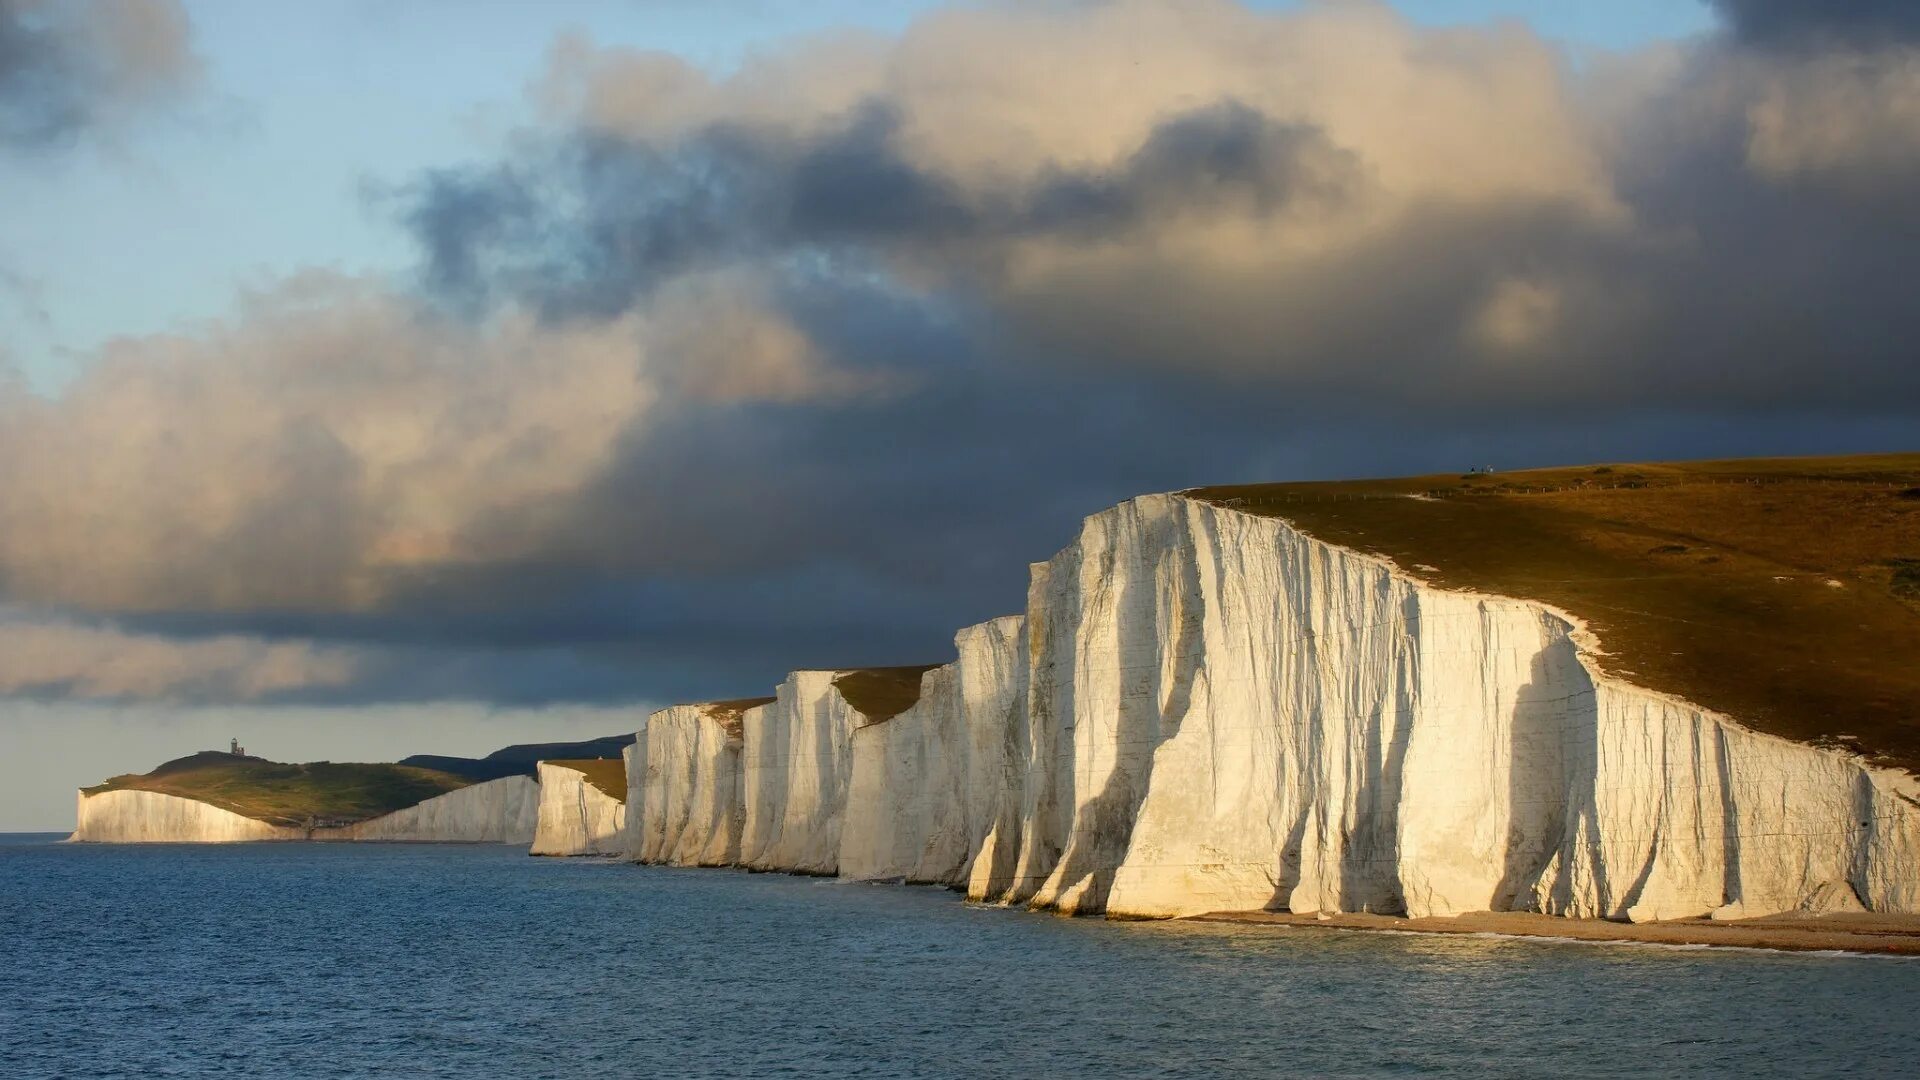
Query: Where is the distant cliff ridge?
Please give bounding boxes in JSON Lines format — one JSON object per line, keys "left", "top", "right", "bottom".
{"left": 76, "top": 753, "right": 472, "bottom": 831}
{"left": 68, "top": 734, "right": 635, "bottom": 843}
{"left": 625, "top": 456, "right": 1920, "bottom": 924}
{"left": 401, "top": 734, "right": 639, "bottom": 783}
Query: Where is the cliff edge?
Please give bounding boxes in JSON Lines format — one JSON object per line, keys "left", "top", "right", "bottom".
{"left": 623, "top": 455, "right": 1920, "bottom": 925}
{"left": 530, "top": 760, "right": 628, "bottom": 856}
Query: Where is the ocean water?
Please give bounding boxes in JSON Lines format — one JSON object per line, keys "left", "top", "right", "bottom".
{"left": 5, "top": 835, "right": 1917, "bottom": 1079}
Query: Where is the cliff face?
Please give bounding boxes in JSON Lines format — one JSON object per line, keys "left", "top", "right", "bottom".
{"left": 530, "top": 762, "right": 627, "bottom": 856}
{"left": 838, "top": 617, "right": 1027, "bottom": 887}
{"left": 326, "top": 776, "right": 539, "bottom": 843}
{"left": 625, "top": 493, "right": 1920, "bottom": 923}
{"left": 69, "top": 777, "right": 541, "bottom": 844}
{"left": 620, "top": 738, "right": 647, "bottom": 858}
{"left": 984, "top": 495, "right": 1920, "bottom": 920}
{"left": 69, "top": 789, "right": 299, "bottom": 842}
{"left": 739, "top": 671, "right": 863, "bottom": 874}
{"left": 629, "top": 703, "right": 747, "bottom": 866}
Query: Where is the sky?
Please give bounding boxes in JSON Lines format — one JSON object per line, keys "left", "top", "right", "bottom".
{"left": 1, "top": 0, "right": 1914, "bottom": 828}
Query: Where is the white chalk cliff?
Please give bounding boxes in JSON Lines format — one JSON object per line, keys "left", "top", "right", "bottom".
{"left": 838, "top": 618, "right": 1028, "bottom": 887}
{"left": 627, "top": 493, "right": 1920, "bottom": 923}
{"left": 627, "top": 702, "right": 752, "bottom": 866}
{"left": 531, "top": 761, "right": 627, "bottom": 856}
{"left": 737, "top": 671, "right": 866, "bottom": 874}
{"left": 69, "top": 789, "right": 299, "bottom": 843}
{"left": 325, "top": 776, "right": 540, "bottom": 843}
{"left": 69, "top": 776, "right": 542, "bottom": 844}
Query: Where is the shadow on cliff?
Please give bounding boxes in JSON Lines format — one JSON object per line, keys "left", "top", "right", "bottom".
{"left": 1335, "top": 586, "right": 1419, "bottom": 914}
{"left": 1507, "top": 632, "right": 1607, "bottom": 914}
{"left": 1265, "top": 582, "right": 1417, "bottom": 915}
{"left": 973, "top": 641, "right": 1030, "bottom": 898}
{"left": 1045, "top": 530, "right": 1205, "bottom": 913}
{"left": 1004, "top": 563, "right": 1071, "bottom": 905}
{"left": 1494, "top": 641, "right": 1577, "bottom": 910}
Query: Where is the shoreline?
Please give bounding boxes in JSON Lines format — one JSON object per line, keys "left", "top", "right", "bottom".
{"left": 1188, "top": 909, "right": 1920, "bottom": 956}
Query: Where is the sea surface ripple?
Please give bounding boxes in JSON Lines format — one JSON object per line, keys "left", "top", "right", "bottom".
{"left": 5, "top": 834, "right": 1917, "bottom": 1078}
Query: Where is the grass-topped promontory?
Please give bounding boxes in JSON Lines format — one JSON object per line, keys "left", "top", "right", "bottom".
{"left": 84, "top": 752, "right": 473, "bottom": 827}
{"left": 698, "top": 697, "right": 777, "bottom": 738}
{"left": 1190, "top": 452, "right": 1920, "bottom": 774}
{"left": 833, "top": 666, "right": 942, "bottom": 724}
{"left": 546, "top": 758, "right": 628, "bottom": 803}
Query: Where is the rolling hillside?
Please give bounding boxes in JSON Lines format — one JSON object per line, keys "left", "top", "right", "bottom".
{"left": 84, "top": 752, "right": 473, "bottom": 827}
{"left": 1191, "top": 453, "right": 1920, "bottom": 773}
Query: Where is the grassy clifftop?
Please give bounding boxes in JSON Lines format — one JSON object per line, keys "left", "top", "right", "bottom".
{"left": 84, "top": 752, "right": 473, "bottom": 827}
{"left": 833, "top": 666, "right": 942, "bottom": 725}
{"left": 698, "top": 697, "right": 777, "bottom": 738}
{"left": 1190, "top": 452, "right": 1920, "bottom": 774}
{"left": 545, "top": 758, "right": 628, "bottom": 803}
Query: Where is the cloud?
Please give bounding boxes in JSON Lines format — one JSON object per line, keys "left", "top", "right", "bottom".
{"left": 1709, "top": 0, "right": 1920, "bottom": 47}
{"left": 3, "top": 0, "right": 1919, "bottom": 709}
{"left": 0, "top": 0, "right": 200, "bottom": 151}
{"left": 0, "top": 607, "right": 357, "bottom": 701}
{"left": 1742, "top": 47, "right": 1920, "bottom": 191}
{"left": 407, "top": 0, "right": 1920, "bottom": 407}
{"left": 0, "top": 270, "right": 891, "bottom": 615}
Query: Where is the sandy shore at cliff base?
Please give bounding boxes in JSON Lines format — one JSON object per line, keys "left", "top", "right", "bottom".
{"left": 1189, "top": 910, "right": 1920, "bottom": 956}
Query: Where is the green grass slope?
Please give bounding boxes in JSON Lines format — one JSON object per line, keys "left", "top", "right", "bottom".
{"left": 84, "top": 751, "right": 475, "bottom": 827}
{"left": 1190, "top": 452, "right": 1920, "bottom": 774}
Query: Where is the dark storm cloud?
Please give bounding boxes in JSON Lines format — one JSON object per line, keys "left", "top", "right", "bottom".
{"left": 1710, "top": 0, "right": 1920, "bottom": 45}
{"left": 0, "top": 2, "right": 82, "bottom": 145}
{"left": 0, "top": 0, "right": 198, "bottom": 150}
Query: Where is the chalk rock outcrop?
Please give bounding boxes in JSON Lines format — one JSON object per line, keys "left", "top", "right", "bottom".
{"left": 628, "top": 700, "right": 764, "bottom": 866}
{"left": 979, "top": 494, "right": 1920, "bottom": 921}
{"left": 326, "top": 776, "right": 539, "bottom": 843}
{"left": 739, "top": 672, "right": 865, "bottom": 874}
{"left": 621, "top": 738, "right": 646, "bottom": 857}
{"left": 531, "top": 762, "right": 627, "bottom": 856}
{"left": 68, "top": 789, "right": 298, "bottom": 843}
{"left": 838, "top": 618, "right": 1028, "bottom": 886}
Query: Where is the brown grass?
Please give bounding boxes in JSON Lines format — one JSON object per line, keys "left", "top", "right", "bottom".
{"left": 546, "top": 758, "right": 628, "bottom": 803}
{"left": 697, "top": 697, "right": 777, "bottom": 739}
{"left": 833, "top": 665, "right": 942, "bottom": 725}
{"left": 1190, "top": 452, "right": 1920, "bottom": 773}
{"left": 86, "top": 751, "right": 472, "bottom": 827}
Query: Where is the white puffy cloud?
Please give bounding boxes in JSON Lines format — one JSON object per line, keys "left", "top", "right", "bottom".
{"left": 0, "top": 270, "right": 871, "bottom": 613}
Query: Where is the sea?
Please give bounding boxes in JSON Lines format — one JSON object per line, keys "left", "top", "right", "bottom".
{"left": 5, "top": 834, "right": 1918, "bottom": 1079}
